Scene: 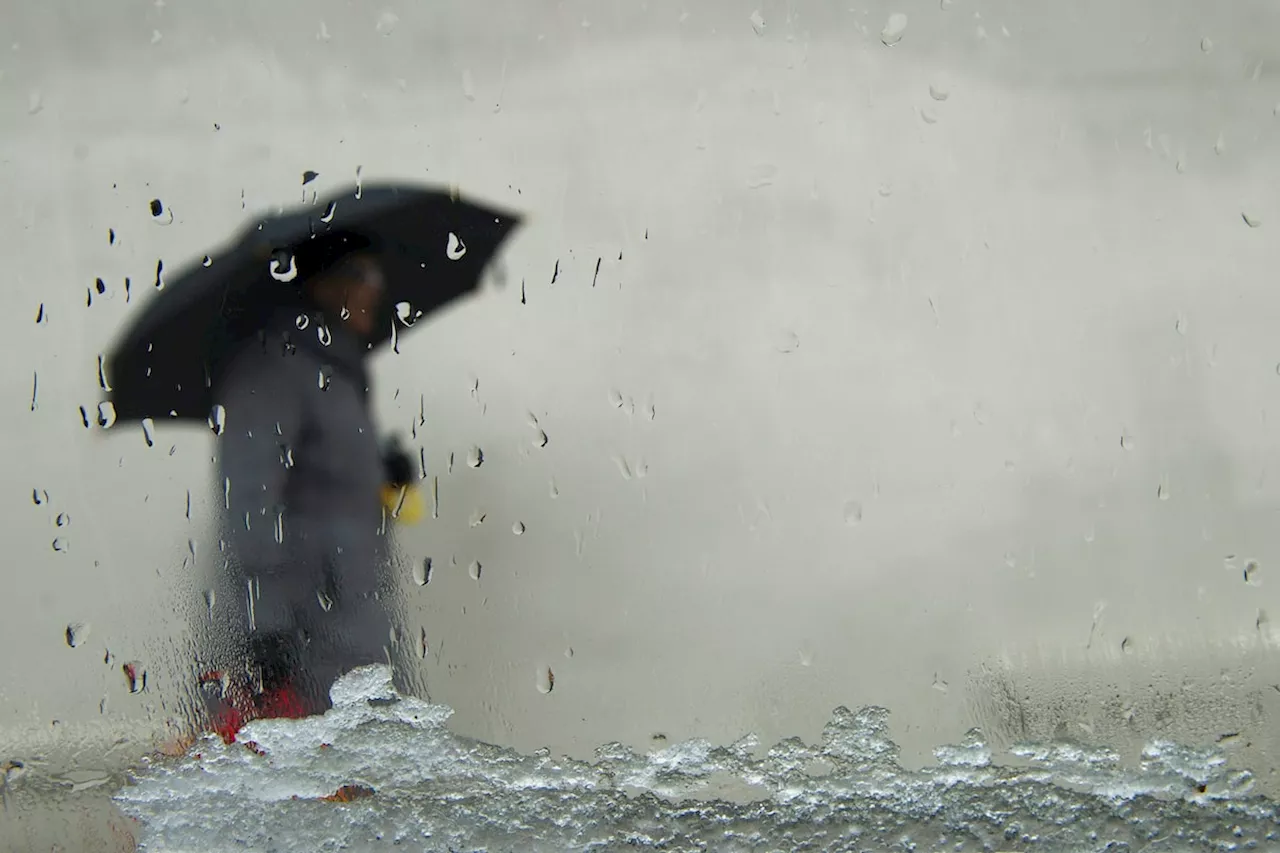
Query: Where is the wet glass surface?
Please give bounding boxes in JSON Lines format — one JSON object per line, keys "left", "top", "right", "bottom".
{"left": 2, "top": 0, "right": 1280, "bottom": 850}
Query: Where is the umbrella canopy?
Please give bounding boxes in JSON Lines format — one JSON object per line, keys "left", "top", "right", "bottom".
{"left": 103, "top": 183, "right": 522, "bottom": 424}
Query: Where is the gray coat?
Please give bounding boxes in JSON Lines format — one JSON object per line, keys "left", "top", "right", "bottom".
{"left": 213, "top": 307, "right": 393, "bottom": 690}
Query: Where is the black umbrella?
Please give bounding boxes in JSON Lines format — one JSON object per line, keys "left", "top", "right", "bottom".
{"left": 103, "top": 183, "right": 522, "bottom": 424}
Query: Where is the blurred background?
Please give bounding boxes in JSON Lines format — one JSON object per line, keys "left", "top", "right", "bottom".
{"left": 1, "top": 0, "right": 1279, "bottom": 848}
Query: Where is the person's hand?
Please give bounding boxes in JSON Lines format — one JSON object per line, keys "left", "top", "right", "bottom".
{"left": 382, "top": 435, "right": 415, "bottom": 486}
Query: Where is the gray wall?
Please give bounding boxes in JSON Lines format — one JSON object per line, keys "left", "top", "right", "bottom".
{"left": 3, "top": 0, "right": 1280, "bottom": 791}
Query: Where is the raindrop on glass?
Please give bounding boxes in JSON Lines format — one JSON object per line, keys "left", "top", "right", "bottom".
{"left": 302, "top": 170, "right": 319, "bottom": 185}
{"left": 141, "top": 418, "right": 155, "bottom": 447}
{"left": 56, "top": 512, "right": 69, "bottom": 527}
{"left": 339, "top": 306, "right": 351, "bottom": 321}
{"left": 446, "top": 232, "right": 467, "bottom": 261}
{"left": 295, "top": 313, "right": 310, "bottom": 330}
{"left": 749, "top": 10, "right": 766, "bottom": 35}
{"left": 316, "top": 588, "right": 334, "bottom": 612}
{"left": 317, "top": 323, "right": 332, "bottom": 347}
{"left": 202, "top": 255, "right": 212, "bottom": 267}
{"left": 1245, "top": 560, "right": 1260, "bottom": 585}
{"left": 931, "top": 674, "right": 949, "bottom": 693}
{"left": 320, "top": 201, "right": 337, "bottom": 223}
{"left": 1214, "top": 133, "right": 1226, "bottom": 155}
{"left": 122, "top": 662, "right": 146, "bottom": 693}
{"left": 512, "top": 521, "right": 526, "bottom": 535}
{"left": 418, "top": 628, "right": 430, "bottom": 659}
{"left": 270, "top": 252, "right": 298, "bottom": 282}
{"left": 208, "top": 404, "right": 226, "bottom": 436}
{"left": 466, "top": 446, "right": 484, "bottom": 468}
{"left": 608, "top": 388, "right": 624, "bottom": 408}
{"left": 413, "top": 558, "right": 433, "bottom": 586}
{"left": 564, "top": 646, "right": 575, "bottom": 659}
{"left": 536, "top": 665, "right": 555, "bottom": 694}
{"left": 32, "top": 488, "right": 48, "bottom": 506}
{"left": 468, "top": 560, "right": 482, "bottom": 580}
{"left": 65, "top": 622, "right": 89, "bottom": 648}
{"left": 1242, "top": 211, "right": 1262, "bottom": 228}
{"left": 1120, "top": 431, "right": 1135, "bottom": 450}
{"left": 880, "top": 13, "right": 908, "bottom": 46}
{"left": 204, "top": 589, "right": 216, "bottom": 620}
{"left": 1200, "top": 36, "right": 1213, "bottom": 52}
{"left": 318, "top": 366, "right": 332, "bottom": 391}
{"left": 929, "top": 82, "right": 950, "bottom": 101}
{"left": 28, "top": 91, "right": 44, "bottom": 115}
{"left": 1121, "top": 636, "right": 1134, "bottom": 653}
{"left": 1157, "top": 482, "right": 1170, "bottom": 501}
{"left": 843, "top": 500, "right": 864, "bottom": 525}
{"left": 549, "top": 479, "right": 559, "bottom": 498}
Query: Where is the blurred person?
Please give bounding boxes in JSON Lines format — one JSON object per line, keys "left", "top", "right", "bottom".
{"left": 194, "top": 239, "right": 418, "bottom": 745}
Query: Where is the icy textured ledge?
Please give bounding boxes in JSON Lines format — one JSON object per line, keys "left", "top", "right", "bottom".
{"left": 115, "top": 665, "right": 1279, "bottom": 852}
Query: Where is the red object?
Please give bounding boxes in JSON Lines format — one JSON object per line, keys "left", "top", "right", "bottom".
{"left": 200, "top": 670, "right": 316, "bottom": 744}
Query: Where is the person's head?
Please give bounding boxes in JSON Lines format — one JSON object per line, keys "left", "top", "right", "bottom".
{"left": 303, "top": 252, "right": 386, "bottom": 339}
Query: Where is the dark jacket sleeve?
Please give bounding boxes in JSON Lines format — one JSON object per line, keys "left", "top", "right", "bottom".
{"left": 216, "top": 348, "right": 307, "bottom": 574}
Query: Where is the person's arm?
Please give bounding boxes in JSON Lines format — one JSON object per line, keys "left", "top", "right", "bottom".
{"left": 216, "top": 347, "right": 307, "bottom": 573}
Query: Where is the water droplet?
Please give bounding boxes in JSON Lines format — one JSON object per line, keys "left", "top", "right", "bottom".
{"left": 317, "top": 323, "right": 332, "bottom": 347}
{"left": 65, "top": 623, "right": 89, "bottom": 648}
{"left": 141, "top": 418, "right": 155, "bottom": 447}
{"left": 536, "top": 665, "right": 555, "bottom": 694}
{"left": 608, "top": 389, "right": 624, "bottom": 408}
{"left": 1120, "top": 432, "right": 1135, "bottom": 450}
{"left": 270, "top": 252, "right": 298, "bottom": 282}
{"left": 318, "top": 366, "right": 333, "bottom": 391}
{"left": 413, "top": 558, "right": 433, "bottom": 586}
{"left": 564, "top": 647, "right": 575, "bottom": 659}
{"left": 446, "top": 232, "right": 467, "bottom": 261}
{"left": 461, "top": 69, "right": 476, "bottom": 100}
{"left": 468, "top": 560, "right": 482, "bottom": 581}
{"left": 339, "top": 305, "right": 351, "bottom": 321}
{"left": 1200, "top": 36, "right": 1214, "bottom": 53}
{"left": 534, "top": 429, "right": 549, "bottom": 448}
{"left": 549, "top": 480, "right": 560, "bottom": 498}
{"left": 1157, "top": 482, "right": 1170, "bottom": 501}
{"left": 466, "top": 446, "right": 484, "bottom": 468}
{"left": 928, "top": 81, "right": 950, "bottom": 101}
{"left": 843, "top": 500, "right": 864, "bottom": 525}
{"left": 208, "top": 404, "right": 226, "bottom": 436}
{"left": 931, "top": 674, "right": 949, "bottom": 693}
{"left": 775, "top": 331, "right": 800, "bottom": 353}
{"left": 1257, "top": 609, "right": 1270, "bottom": 632}
{"left": 395, "top": 301, "right": 421, "bottom": 326}
{"left": 880, "top": 13, "right": 908, "bottom": 46}
{"left": 469, "top": 509, "right": 487, "bottom": 528}
{"left": 122, "top": 662, "right": 146, "bottom": 693}
{"left": 295, "top": 313, "right": 310, "bottom": 331}
{"left": 1245, "top": 560, "right": 1260, "bottom": 585}
{"left": 302, "top": 170, "right": 319, "bottom": 185}
{"left": 56, "top": 512, "right": 69, "bottom": 527}
{"left": 316, "top": 588, "right": 334, "bottom": 612}
{"left": 1121, "top": 636, "right": 1134, "bottom": 653}
{"left": 204, "top": 589, "right": 216, "bottom": 619}
{"left": 1242, "top": 211, "right": 1262, "bottom": 228}
{"left": 1214, "top": 133, "right": 1226, "bottom": 155}
{"left": 749, "top": 10, "right": 766, "bottom": 35}
{"left": 32, "top": 488, "right": 47, "bottom": 506}
{"left": 1174, "top": 315, "right": 1187, "bottom": 335}
{"left": 512, "top": 521, "right": 526, "bottom": 535}
{"left": 28, "top": 91, "right": 43, "bottom": 114}
{"left": 375, "top": 9, "right": 400, "bottom": 35}
{"left": 920, "top": 106, "right": 939, "bottom": 124}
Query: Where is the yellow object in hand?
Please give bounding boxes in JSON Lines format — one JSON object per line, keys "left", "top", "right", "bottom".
{"left": 381, "top": 483, "right": 425, "bottom": 525}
